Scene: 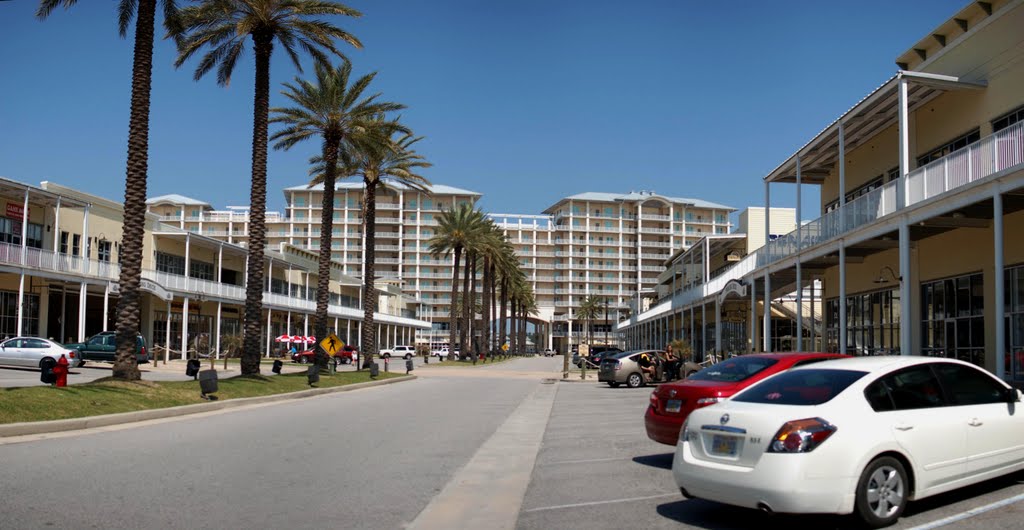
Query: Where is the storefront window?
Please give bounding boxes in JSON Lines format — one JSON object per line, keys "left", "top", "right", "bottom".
{"left": 1006, "top": 265, "right": 1024, "bottom": 382}
{"left": 824, "top": 287, "right": 900, "bottom": 355}
{"left": 921, "top": 272, "right": 984, "bottom": 367}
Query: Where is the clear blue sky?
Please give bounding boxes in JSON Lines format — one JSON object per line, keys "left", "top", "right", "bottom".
{"left": 1, "top": 0, "right": 966, "bottom": 221}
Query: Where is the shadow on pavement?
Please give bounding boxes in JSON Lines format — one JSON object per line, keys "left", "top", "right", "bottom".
{"left": 900, "top": 470, "right": 1024, "bottom": 518}
{"left": 655, "top": 499, "right": 855, "bottom": 529}
{"left": 632, "top": 452, "right": 673, "bottom": 470}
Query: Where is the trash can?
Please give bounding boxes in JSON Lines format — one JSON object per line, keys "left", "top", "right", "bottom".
{"left": 369, "top": 362, "right": 380, "bottom": 378}
{"left": 405, "top": 359, "right": 414, "bottom": 374}
{"left": 272, "top": 360, "right": 283, "bottom": 374}
{"left": 186, "top": 359, "right": 201, "bottom": 379}
{"left": 307, "top": 364, "right": 320, "bottom": 385}
{"left": 198, "top": 369, "right": 218, "bottom": 395}
{"left": 40, "top": 357, "right": 57, "bottom": 385}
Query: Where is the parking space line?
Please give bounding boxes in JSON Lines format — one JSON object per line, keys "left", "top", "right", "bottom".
{"left": 523, "top": 493, "right": 679, "bottom": 513}
{"left": 907, "top": 492, "right": 1024, "bottom": 530}
{"left": 543, "top": 456, "right": 631, "bottom": 465}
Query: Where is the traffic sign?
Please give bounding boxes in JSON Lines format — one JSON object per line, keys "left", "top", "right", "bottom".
{"left": 320, "top": 333, "right": 344, "bottom": 356}
{"left": 501, "top": 343, "right": 509, "bottom": 351}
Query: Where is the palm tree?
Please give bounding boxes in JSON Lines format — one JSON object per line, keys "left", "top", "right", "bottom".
{"left": 173, "top": 0, "right": 362, "bottom": 375}
{"left": 349, "top": 126, "right": 431, "bottom": 368}
{"left": 269, "top": 61, "right": 403, "bottom": 369}
{"left": 578, "top": 295, "right": 601, "bottom": 347}
{"left": 428, "top": 204, "right": 485, "bottom": 360}
{"left": 476, "top": 224, "right": 508, "bottom": 357}
{"left": 37, "top": 0, "right": 181, "bottom": 381}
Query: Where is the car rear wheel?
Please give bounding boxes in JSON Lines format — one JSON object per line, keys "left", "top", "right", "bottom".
{"left": 626, "top": 373, "right": 643, "bottom": 388}
{"left": 382, "top": 353, "right": 391, "bottom": 359}
{"left": 855, "top": 456, "right": 908, "bottom": 528}
{"left": 404, "top": 354, "right": 412, "bottom": 360}
{"left": 608, "top": 382, "right": 620, "bottom": 388}
{"left": 298, "top": 357, "right": 308, "bottom": 364}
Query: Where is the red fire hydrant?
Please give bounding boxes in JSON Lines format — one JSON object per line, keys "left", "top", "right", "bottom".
{"left": 54, "top": 354, "right": 69, "bottom": 388}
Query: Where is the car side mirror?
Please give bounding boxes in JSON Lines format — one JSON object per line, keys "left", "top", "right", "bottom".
{"left": 1006, "top": 387, "right": 1020, "bottom": 404}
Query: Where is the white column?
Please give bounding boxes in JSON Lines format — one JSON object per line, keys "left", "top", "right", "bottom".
{"left": 393, "top": 324, "right": 398, "bottom": 346}
{"left": 994, "top": 192, "right": 1006, "bottom": 380}
{"left": 357, "top": 321, "right": 362, "bottom": 348}
{"left": 102, "top": 282, "right": 110, "bottom": 331}
{"left": 215, "top": 301, "right": 222, "bottom": 360}
{"left": 899, "top": 219, "right": 911, "bottom": 356}
{"left": 16, "top": 273, "right": 25, "bottom": 337}
{"left": 796, "top": 155, "right": 803, "bottom": 352}
{"left": 78, "top": 282, "right": 87, "bottom": 342}
{"left": 20, "top": 189, "right": 29, "bottom": 264}
{"left": 181, "top": 297, "right": 189, "bottom": 360}
{"left": 714, "top": 298, "right": 721, "bottom": 354}
{"left": 347, "top": 319, "right": 352, "bottom": 343}
{"left": 701, "top": 302, "right": 706, "bottom": 357}
{"left": 763, "top": 271, "right": 771, "bottom": 352}
{"left": 53, "top": 197, "right": 61, "bottom": 254}
{"left": 809, "top": 275, "right": 816, "bottom": 351}
{"left": 764, "top": 181, "right": 771, "bottom": 248}
{"left": 266, "top": 309, "right": 273, "bottom": 358}
{"left": 304, "top": 313, "right": 309, "bottom": 338}
{"left": 839, "top": 245, "right": 847, "bottom": 355}
{"left": 165, "top": 299, "right": 172, "bottom": 363}
{"left": 898, "top": 76, "right": 910, "bottom": 208}
{"left": 286, "top": 310, "right": 291, "bottom": 336}
{"left": 217, "top": 244, "right": 223, "bottom": 282}
{"left": 81, "top": 205, "right": 90, "bottom": 274}
{"left": 750, "top": 279, "right": 757, "bottom": 353}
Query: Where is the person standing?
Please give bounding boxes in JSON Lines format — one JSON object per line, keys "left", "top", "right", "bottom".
{"left": 664, "top": 344, "right": 680, "bottom": 381}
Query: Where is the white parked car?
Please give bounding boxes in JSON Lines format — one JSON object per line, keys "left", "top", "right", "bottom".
{"left": 378, "top": 345, "right": 416, "bottom": 359}
{"left": 673, "top": 356, "right": 1024, "bottom": 528}
{"left": 0, "top": 337, "right": 80, "bottom": 370}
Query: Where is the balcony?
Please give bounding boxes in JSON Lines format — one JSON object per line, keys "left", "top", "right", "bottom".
{"left": 640, "top": 214, "right": 671, "bottom": 221}
{"left": 639, "top": 227, "right": 671, "bottom": 234}
{"left": 760, "top": 122, "right": 1024, "bottom": 267}
{"left": 377, "top": 202, "right": 401, "bottom": 210}
{"left": 374, "top": 232, "right": 400, "bottom": 239}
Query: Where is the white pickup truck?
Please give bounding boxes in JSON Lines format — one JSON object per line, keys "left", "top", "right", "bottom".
{"left": 378, "top": 345, "right": 416, "bottom": 359}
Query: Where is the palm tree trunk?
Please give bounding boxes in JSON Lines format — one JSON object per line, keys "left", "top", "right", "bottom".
{"left": 480, "top": 256, "right": 490, "bottom": 357}
{"left": 448, "top": 245, "right": 461, "bottom": 359}
{"left": 470, "top": 253, "right": 481, "bottom": 356}
{"left": 361, "top": 181, "right": 378, "bottom": 369}
{"left": 499, "top": 277, "right": 508, "bottom": 353}
{"left": 313, "top": 136, "right": 340, "bottom": 369}
{"left": 460, "top": 251, "right": 471, "bottom": 357}
{"left": 111, "top": 0, "right": 157, "bottom": 381}
{"left": 491, "top": 264, "right": 498, "bottom": 352}
{"left": 240, "top": 30, "right": 274, "bottom": 376}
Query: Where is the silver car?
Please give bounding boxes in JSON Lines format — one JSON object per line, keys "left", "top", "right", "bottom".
{"left": 598, "top": 349, "right": 667, "bottom": 388}
{"left": 0, "top": 337, "right": 79, "bottom": 370}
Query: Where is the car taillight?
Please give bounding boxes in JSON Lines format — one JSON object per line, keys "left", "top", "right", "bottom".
{"left": 649, "top": 392, "right": 659, "bottom": 409}
{"left": 67, "top": 350, "right": 75, "bottom": 359}
{"left": 141, "top": 346, "right": 147, "bottom": 357}
{"left": 695, "top": 397, "right": 720, "bottom": 407}
{"left": 679, "top": 417, "right": 691, "bottom": 442}
{"left": 768, "top": 418, "right": 837, "bottom": 453}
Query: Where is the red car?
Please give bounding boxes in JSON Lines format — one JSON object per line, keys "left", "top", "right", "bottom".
{"left": 644, "top": 353, "right": 848, "bottom": 446}
{"left": 292, "top": 345, "right": 358, "bottom": 365}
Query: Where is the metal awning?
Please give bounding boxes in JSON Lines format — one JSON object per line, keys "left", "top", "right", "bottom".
{"left": 0, "top": 177, "right": 90, "bottom": 208}
{"left": 764, "top": 71, "right": 987, "bottom": 184}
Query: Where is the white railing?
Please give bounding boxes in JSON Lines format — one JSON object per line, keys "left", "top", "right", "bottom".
{"left": 639, "top": 227, "right": 671, "bottom": 234}
{"left": 703, "top": 251, "right": 759, "bottom": 296}
{"left": 377, "top": 203, "right": 401, "bottom": 210}
{"left": 640, "top": 214, "right": 671, "bottom": 221}
{"left": 143, "top": 270, "right": 247, "bottom": 300}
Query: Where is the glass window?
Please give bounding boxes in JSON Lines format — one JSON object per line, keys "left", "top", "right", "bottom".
{"left": 686, "top": 356, "right": 779, "bottom": 383}
{"left": 917, "top": 129, "right": 981, "bottom": 167}
{"left": 878, "top": 365, "right": 946, "bottom": 410}
{"left": 733, "top": 369, "right": 866, "bottom": 405}
{"left": 932, "top": 362, "right": 1006, "bottom": 405}
{"left": 921, "top": 272, "right": 983, "bottom": 364}
{"left": 864, "top": 380, "right": 895, "bottom": 412}
{"left": 992, "top": 105, "right": 1024, "bottom": 132}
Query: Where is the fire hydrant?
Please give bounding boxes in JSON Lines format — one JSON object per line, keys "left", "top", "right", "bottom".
{"left": 54, "top": 354, "right": 69, "bottom": 388}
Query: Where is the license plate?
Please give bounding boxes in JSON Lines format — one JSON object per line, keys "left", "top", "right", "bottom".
{"left": 665, "top": 399, "right": 682, "bottom": 413}
{"left": 710, "top": 434, "right": 738, "bottom": 457}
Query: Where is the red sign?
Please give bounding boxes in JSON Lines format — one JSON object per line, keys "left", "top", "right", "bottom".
{"left": 5, "top": 203, "right": 27, "bottom": 221}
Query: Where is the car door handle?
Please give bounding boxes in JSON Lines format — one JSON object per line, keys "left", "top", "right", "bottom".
{"left": 894, "top": 423, "right": 914, "bottom": 431}
{"left": 968, "top": 418, "right": 983, "bottom": 427}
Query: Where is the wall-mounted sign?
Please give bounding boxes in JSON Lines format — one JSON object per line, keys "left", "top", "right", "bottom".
{"left": 5, "top": 203, "right": 27, "bottom": 221}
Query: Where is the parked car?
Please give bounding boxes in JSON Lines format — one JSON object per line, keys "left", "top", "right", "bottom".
{"left": 0, "top": 337, "right": 81, "bottom": 370}
{"left": 543, "top": 348, "right": 555, "bottom": 357}
{"left": 575, "top": 346, "right": 623, "bottom": 368}
{"left": 673, "top": 356, "right": 1024, "bottom": 528}
{"left": 598, "top": 349, "right": 661, "bottom": 388}
{"left": 645, "top": 353, "right": 846, "bottom": 446}
{"left": 66, "top": 331, "right": 149, "bottom": 365}
{"left": 292, "top": 346, "right": 358, "bottom": 365}
{"left": 378, "top": 345, "right": 416, "bottom": 359}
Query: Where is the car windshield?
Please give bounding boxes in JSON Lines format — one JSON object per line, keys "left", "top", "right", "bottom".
{"left": 610, "top": 350, "right": 643, "bottom": 360}
{"left": 733, "top": 369, "right": 868, "bottom": 405}
{"left": 686, "top": 357, "right": 779, "bottom": 383}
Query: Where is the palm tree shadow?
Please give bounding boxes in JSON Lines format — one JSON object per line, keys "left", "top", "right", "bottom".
{"left": 633, "top": 453, "right": 674, "bottom": 470}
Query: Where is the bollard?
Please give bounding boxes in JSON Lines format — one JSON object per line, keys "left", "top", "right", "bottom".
{"left": 384, "top": 357, "right": 389, "bottom": 373}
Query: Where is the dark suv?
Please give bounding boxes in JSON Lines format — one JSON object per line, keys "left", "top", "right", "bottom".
{"left": 575, "top": 346, "right": 623, "bottom": 368}
{"left": 67, "top": 331, "right": 150, "bottom": 365}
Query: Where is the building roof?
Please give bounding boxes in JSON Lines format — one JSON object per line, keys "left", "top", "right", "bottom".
{"left": 543, "top": 191, "right": 734, "bottom": 213}
{"left": 284, "top": 181, "right": 481, "bottom": 197}
{"left": 146, "top": 194, "right": 213, "bottom": 207}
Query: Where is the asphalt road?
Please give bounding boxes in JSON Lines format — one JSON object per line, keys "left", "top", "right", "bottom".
{"left": 5, "top": 356, "right": 1024, "bottom": 529}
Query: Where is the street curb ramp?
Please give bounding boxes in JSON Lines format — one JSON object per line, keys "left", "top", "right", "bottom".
{"left": 0, "top": 375, "right": 416, "bottom": 438}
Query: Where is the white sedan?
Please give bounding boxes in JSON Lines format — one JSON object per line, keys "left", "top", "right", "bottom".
{"left": 673, "top": 356, "right": 1024, "bottom": 528}
{"left": 0, "top": 337, "right": 80, "bottom": 370}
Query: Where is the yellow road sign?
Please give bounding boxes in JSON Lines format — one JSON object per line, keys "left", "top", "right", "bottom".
{"left": 320, "top": 333, "right": 344, "bottom": 356}
{"left": 501, "top": 343, "right": 509, "bottom": 351}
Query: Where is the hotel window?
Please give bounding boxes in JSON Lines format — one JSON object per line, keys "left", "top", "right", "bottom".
{"left": 917, "top": 128, "right": 981, "bottom": 167}
{"left": 190, "top": 259, "right": 215, "bottom": 281}
{"left": 98, "top": 240, "right": 112, "bottom": 262}
{"left": 295, "top": 211, "right": 305, "bottom": 220}
{"left": 295, "top": 196, "right": 306, "bottom": 207}
{"left": 155, "top": 251, "right": 186, "bottom": 276}
{"left": 921, "top": 272, "right": 984, "bottom": 367}
{"left": 993, "top": 105, "right": 1024, "bottom": 132}
{"left": 1004, "top": 265, "right": 1024, "bottom": 382}
{"left": 824, "top": 288, "right": 900, "bottom": 355}
{"left": 0, "top": 290, "right": 40, "bottom": 338}
{"left": 72, "top": 234, "right": 81, "bottom": 256}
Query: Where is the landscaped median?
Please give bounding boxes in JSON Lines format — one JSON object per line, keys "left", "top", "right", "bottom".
{"left": 0, "top": 370, "right": 412, "bottom": 436}
{"left": 424, "top": 356, "right": 517, "bottom": 367}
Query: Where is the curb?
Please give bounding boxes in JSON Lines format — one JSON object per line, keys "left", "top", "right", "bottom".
{"left": 0, "top": 375, "right": 416, "bottom": 438}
